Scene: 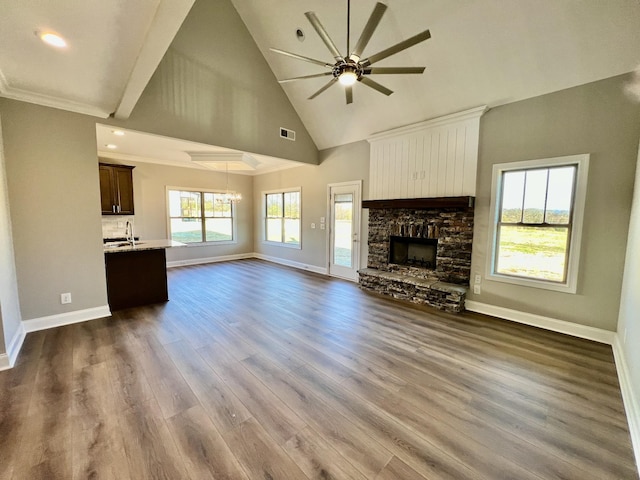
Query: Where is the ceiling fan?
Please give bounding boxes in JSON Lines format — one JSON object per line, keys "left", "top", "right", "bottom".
{"left": 271, "top": 1, "right": 431, "bottom": 104}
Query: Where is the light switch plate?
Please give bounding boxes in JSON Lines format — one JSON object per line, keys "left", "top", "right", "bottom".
{"left": 473, "top": 285, "right": 481, "bottom": 295}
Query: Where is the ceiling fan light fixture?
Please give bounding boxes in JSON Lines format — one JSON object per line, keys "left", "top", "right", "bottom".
{"left": 272, "top": 1, "right": 430, "bottom": 104}
{"left": 339, "top": 70, "right": 358, "bottom": 86}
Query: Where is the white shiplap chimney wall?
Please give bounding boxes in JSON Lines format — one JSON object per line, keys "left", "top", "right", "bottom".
{"left": 367, "top": 106, "right": 487, "bottom": 200}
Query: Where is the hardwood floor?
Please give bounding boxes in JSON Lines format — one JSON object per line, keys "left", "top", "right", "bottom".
{"left": 1, "top": 258, "right": 637, "bottom": 479}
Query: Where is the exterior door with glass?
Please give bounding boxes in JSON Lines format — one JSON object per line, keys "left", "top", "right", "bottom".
{"left": 328, "top": 182, "right": 361, "bottom": 281}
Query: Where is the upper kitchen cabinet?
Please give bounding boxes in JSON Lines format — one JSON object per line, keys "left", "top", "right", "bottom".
{"left": 99, "top": 163, "right": 135, "bottom": 215}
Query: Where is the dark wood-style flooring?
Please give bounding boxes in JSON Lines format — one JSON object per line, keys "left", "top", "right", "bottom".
{"left": 0, "top": 259, "right": 637, "bottom": 479}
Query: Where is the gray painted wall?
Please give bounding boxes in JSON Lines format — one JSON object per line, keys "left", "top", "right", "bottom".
{"left": 106, "top": 0, "right": 318, "bottom": 165}
{"left": 468, "top": 74, "right": 640, "bottom": 331}
{"left": 253, "top": 140, "right": 370, "bottom": 270}
{"left": 0, "top": 99, "right": 108, "bottom": 322}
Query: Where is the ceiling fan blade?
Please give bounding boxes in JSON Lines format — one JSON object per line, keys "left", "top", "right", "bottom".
{"left": 361, "top": 29, "right": 431, "bottom": 67}
{"left": 305, "top": 11, "right": 344, "bottom": 61}
{"left": 350, "top": 2, "right": 387, "bottom": 61}
{"left": 279, "top": 72, "right": 333, "bottom": 83}
{"left": 359, "top": 76, "right": 393, "bottom": 96}
{"left": 363, "top": 67, "right": 426, "bottom": 75}
{"left": 308, "top": 78, "right": 338, "bottom": 100}
{"left": 270, "top": 48, "right": 333, "bottom": 68}
{"left": 346, "top": 85, "right": 353, "bottom": 104}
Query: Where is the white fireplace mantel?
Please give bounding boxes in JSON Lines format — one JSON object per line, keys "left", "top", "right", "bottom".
{"left": 367, "top": 106, "right": 487, "bottom": 200}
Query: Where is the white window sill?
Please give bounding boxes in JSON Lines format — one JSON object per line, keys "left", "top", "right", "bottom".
{"left": 262, "top": 240, "right": 301, "bottom": 250}
{"left": 182, "top": 240, "right": 237, "bottom": 247}
{"left": 487, "top": 272, "right": 577, "bottom": 294}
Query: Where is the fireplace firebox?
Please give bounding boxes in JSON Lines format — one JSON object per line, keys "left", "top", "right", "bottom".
{"left": 389, "top": 236, "right": 437, "bottom": 269}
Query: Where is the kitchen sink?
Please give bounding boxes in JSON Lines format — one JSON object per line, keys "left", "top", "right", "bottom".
{"left": 104, "top": 242, "right": 144, "bottom": 248}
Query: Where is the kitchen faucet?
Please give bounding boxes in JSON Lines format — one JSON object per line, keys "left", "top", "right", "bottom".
{"left": 125, "top": 220, "right": 135, "bottom": 247}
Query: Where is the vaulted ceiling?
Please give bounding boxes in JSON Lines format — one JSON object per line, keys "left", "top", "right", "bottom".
{"left": 232, "top": 0, "right": 640, "bottom": 149}
{"left": 1, "top": 0, "right": 639, "bottom": 153}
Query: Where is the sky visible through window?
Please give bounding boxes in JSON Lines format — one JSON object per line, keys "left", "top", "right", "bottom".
{"left": 501, "top": 167, "right": 574, "bottom": 219}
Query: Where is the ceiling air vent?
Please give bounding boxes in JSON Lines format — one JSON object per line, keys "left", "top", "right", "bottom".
{"left": 280, "top": 127, "right": 296, "bottom": 141}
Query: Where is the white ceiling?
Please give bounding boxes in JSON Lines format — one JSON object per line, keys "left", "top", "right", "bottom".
{"left": 1, "top": 0, "right": 639, "bottom": 159}
{"left": 96, "top": 124, "right": 302, "bottom": 175}
{"left": 0, "top": 0, "right": 194, "bottom": 118}
{"left": 231, "top": 0, "right": 640, "bottom": 149}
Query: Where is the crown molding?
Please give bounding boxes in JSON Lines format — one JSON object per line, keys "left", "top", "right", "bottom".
{"left": 367, "top": 105, "right": 488, "bottom": 143}
{"left": 0, "top": 70, "right": 111, "bottom": 118}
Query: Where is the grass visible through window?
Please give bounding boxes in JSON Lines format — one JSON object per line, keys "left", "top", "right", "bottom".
{"left": 496, "top": 224, "right": 568, "bottom": 282}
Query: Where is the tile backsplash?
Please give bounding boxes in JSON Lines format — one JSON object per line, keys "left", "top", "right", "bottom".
{"left": 102, "top": 215, "right": 135, "bottom": 239}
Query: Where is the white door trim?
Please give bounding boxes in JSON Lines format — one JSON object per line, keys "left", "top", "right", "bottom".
{"left": 326, "top": 181, "right": 362, "bottom": 281}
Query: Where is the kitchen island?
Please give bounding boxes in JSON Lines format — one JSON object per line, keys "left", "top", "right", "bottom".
{"left": 104, "top": 239, "right": 184, "bottom": 311}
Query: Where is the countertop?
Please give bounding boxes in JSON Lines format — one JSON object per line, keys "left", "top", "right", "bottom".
{"left": 104, "top": 239, "right": 186, "bottom": 254}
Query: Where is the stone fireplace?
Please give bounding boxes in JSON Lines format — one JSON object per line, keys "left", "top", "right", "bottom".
{"left": 358, "top": 197, "right": 474, "bottom": 313}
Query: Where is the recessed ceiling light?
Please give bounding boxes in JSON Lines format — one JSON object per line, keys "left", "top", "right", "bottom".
{"left": 112, "top": 130, "right": 125, "bottom": 136}
{"left": 38, "top": 32, "right": 67, "bottom": 48}
{"left": 105, "top": 144, "right": 118, "bottom": 149}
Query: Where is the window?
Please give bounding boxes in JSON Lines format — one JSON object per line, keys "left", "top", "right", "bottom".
{"left": 264, "top": 189, "right": 301, "bottom": 247}
{"left": 167, "top": 189, "right": 234, "bottom": 243}
{"left": 487, "top": 154, "right": 589, "bottom": 293}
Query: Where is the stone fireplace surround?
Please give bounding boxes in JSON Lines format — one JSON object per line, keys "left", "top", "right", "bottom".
{"left": 358, "top": 197, "right": 474, "bottom": 313}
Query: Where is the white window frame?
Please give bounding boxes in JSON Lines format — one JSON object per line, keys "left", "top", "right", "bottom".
{"left": 262, "top": 187, "right": 302, "bottom": 249}
{"left": 486, "top": 154, "right": 589, "bottom": 293}
{"left": 166, "top": 186, "right": 237, "bottom": 246}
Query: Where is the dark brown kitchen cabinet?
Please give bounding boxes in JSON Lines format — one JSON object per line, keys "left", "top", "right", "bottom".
{"left": 105, "top": 248, "right": 168, "bottom": 310}
{"left": 99, "top": 163, "right": 135, "bottom": 215}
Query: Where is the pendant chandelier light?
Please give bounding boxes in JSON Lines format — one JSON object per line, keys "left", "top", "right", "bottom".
{"left": 216, "top": 162, "right": 242, "bottom": 204}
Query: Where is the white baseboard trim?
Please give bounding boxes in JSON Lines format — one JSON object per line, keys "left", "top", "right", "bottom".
{"left": 3, "top": 322, "right": 26, "bottom": 369}
{"left": 167, "top": 253, "right": 254, "bottom": 268}
{"left": 0, "top": 353, "right": 9, "bottom": 371}
{"left": 465, "top": 300, "right": 616, "bottom": 345}
{"left": 612, "top": 335, "right": 640, "bottom": 471}
{"left": 253, "top": 253, "right": 328, "bottom": 275}
{"left": 165, "top": 252, "right": 329, "bottom": 276}
{"left": 22, "top": 305, "right": 112, "bottom": 333}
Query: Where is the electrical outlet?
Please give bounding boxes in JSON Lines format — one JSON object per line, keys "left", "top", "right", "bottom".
{"left": 474, "top": 274, "right": 481, "bottom": 284}
{"left": 60, "top": 292, "right": 72, "bottom": 304}
{"left": 311, "top": 223, "right": 316, "bottom": 229}
{"left": 320, "top": 217, "right": 325, "bottom": 223}
{"left": 473, "top": 285, "right": 481, "bottom": 295}
{"left": 320, "top": 224, "right": 325, "bottom": 230}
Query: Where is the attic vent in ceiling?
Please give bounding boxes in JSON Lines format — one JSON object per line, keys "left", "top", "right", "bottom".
{"left": 280, "top": 127, "right": 296, "bottom": 141}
